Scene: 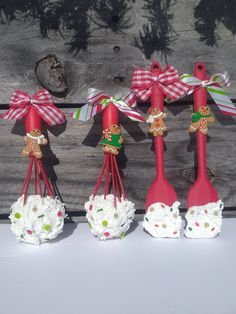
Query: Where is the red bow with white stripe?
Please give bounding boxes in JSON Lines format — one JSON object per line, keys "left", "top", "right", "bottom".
{"left": 1, "top": 89, "right": 66, "bottom": 126}
{"left": 132, "top": 64, "right": 190, "bottom": 102}
{"left": 72, "top": 88, "right": 145, "bottom": 122}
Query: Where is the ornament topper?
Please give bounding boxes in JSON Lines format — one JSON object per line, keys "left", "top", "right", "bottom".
{"left": 71, "top": 88, "right": 145, "bottom": 123}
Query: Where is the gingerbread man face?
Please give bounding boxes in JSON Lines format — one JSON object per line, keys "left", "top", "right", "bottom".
{"left": 199, "top": 106, "right": 210, "bottom": 116}
{"left": 110, "top": 124, "right": 121, "bottom": 135}
{"left": 149, "top": 108, "right": 162, "bottom": 117}
{"left": 30, "top": 129, "right": 42, "bottom": 137}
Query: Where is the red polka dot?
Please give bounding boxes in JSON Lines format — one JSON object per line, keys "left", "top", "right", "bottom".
{"left": 104, "top": 232, "right": 110, "bottom": 237}
{"left": 57, "top": 211, "right": 62, "bottom": 217}
{"left": 155, "top": 224, "right": 159, "bottom": 227}
{"left": 26, "top": 230, "right": 32, "bottom": 235}
{"left": 173, "top": 231, "right": 177, "bottom": 234}
{"left": 195, "top": 222, "right": 200, "bottom": 227}
{"left": 211, "top": 227, "right": 215, "bottom": 232}
{"left": 89, "top": 204, "right": 93, "bottom": 211}
{"left": 204, "top": 209, "right": 208, "bottom": 214}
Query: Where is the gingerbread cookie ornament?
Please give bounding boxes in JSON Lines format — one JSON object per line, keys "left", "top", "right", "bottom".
{"left": 102, "top": 124, "right": 124, "bottom": 155}
{"left": 1, "top": 89, "right": 67, "bottom": 245}
{"left": 147, "top": 108, "right": 167, "bottom": 136}
{"left": 189, "top": 105, "right": 215, "bottom": 135}
{"left": 23, "top": 129, "right": 48, "bottom": 158}
{"left": 72, "top": 88, "right": 145, "bottom": 240}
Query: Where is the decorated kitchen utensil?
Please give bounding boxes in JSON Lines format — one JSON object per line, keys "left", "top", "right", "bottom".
{"left": 1, "top": 89, "right": 66, "bottom": 245}
{"left": 132, "top": 61, "right": 189, "bottom": 238}
{"left": 183, "top": 62, "right": 228, "bottom": 239}
{"left": 72, "top": 88, "right": 145, "bottom": 240}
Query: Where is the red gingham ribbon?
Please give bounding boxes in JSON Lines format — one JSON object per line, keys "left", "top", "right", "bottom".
{"left": 132, "top": 64, "right": 190, "bottom": 101}
{"left": 1, "top": 89, "right": 66, "bottom": 126}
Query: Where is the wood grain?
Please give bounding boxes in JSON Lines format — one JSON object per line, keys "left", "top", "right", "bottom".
{"left": 0, "top": 105, "right": 235, "bottom": 218}
{"left": 0, "top": 0, "right": 236, "bottom": 220}
{"left": 0, "top": 0, "right": 235, "bottom": 103}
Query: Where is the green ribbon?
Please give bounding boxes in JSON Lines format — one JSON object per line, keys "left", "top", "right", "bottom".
{"left": 191, "top": 112, "right": 211, "bottom": 123}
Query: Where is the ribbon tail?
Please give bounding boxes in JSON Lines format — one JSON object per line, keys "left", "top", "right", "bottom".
{"left": 71, "top": 103, "right": 107, "bottom": 121}
{"left": 207, "top": 86, "right": 236, "bottom": 116}
{"left": 114, "top": 102, "right": 145, "bottom": 122}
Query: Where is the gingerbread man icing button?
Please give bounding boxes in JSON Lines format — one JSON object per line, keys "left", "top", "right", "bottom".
{"left": 146, "top": 108, "right": 167, "bottom": 136}
{"left": 189, "top": 105, "right": 215, "bottom": 135}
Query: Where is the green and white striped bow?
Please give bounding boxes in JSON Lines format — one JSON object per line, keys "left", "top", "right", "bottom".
{"left": 180, "top": 72, "right": 236, "bottom": 116}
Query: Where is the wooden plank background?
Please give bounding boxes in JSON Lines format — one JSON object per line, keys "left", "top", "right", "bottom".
{"left": 0, "top": 0, "right": 236, "bottom": 219}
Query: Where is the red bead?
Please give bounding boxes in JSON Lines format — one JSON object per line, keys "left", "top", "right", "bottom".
{"left": 57, "top": 211, "right": 62, "bottom": 217}
{"left": 104, "top": 232, "right": 110, "bottom": 237}
{"left": 173, "top": 231, "right": 177, "bottom": 234}
{"left": 155, "top": 224, "right": 159, "bottom": 227}
{"left": 195, "top": 222, "right": 200, "bottom": 227}
{"left": 204, "top": 209, "right": 208, "bottom": 214}
{"left": 211, "top": 227, "right": 215, "bottom": 232}
{"left": 89, "top": 204, "right": 93, "bottom": 211}
{"left": 26, "top": 230, "right": 32, "bottom": 235}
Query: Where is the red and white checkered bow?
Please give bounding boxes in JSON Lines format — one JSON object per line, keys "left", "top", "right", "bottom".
{"left": 132, "top": 64, "right": 190, "bottom": 102}
{"left": 1, "top": 89, "right": 66, "bottom": 126}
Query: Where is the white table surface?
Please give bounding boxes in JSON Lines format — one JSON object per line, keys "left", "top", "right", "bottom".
{"left": 0, "top": 219, "right": 236, "bottom": 314}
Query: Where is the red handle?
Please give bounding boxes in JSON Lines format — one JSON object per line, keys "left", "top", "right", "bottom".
{"left": 103, "top": 103, "right": 119, "bottom": 130}
{"left": 194, "top": 62, "right": 208, "bottom": 180}
{"left": 150, "top": 61, "right": 165, "bottom": 179}
{"left": 25, "top": 106, "right": 42, "bottom": 133}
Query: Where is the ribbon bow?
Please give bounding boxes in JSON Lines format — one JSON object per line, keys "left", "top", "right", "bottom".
{"left": 180, "top": 72, "right": 236, "bottom": 116}
{"left": 1, "top": 89, "right": 66, "bottom": 125}
{"left": 71, "top": 88, "right": 145, "bottom": 122}
{"left": 132, "top": 64, "right": 190, "bottom": 102}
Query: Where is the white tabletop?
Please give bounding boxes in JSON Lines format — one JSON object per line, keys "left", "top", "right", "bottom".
{"left": 0, "top": 219, "right": 236, "bottom": 314}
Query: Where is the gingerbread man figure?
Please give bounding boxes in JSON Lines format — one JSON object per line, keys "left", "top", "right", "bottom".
{"left": 189, "top": 106, "right": 215, "bottom": 135}
{"left": 22, "top": 129, "right": 48, "bottom": 159}
{"left": 102, "top": 124, "right": 124, "bottom": 155}
{"left": 146, "top": 108, "right": 167, "bottom": 136}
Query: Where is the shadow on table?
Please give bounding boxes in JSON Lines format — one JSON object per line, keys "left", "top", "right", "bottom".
{"left": 50, "top": 219, "right": 78, "bottom": 244}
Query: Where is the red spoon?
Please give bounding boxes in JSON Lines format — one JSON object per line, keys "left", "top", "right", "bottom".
{"left": 187, "top": 62, "right": 219, "bottom": 208}
{"left": 145, "top": 61, "right": 177, "bottom": 210}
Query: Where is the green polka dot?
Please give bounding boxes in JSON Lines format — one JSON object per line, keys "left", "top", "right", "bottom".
{"left": 44, "top": 224, "right": 52, "bottom": 232}
{"left": 102, "top": 220, "right": 108, "bottom": 227}
{"left": 120, "top": 232, "right": 125, "bottom": 238}
{"left": 15, "top": 212, "right": 21, "bottom": 219}
{"left": 114, "top": 213, "right": 119, "bottom": 219}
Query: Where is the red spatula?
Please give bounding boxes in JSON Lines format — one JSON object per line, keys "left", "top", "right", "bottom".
{"left": 145, "top": 61, "right": 177, "bottom": 209}
{"left": 143, "top": 61, "right": 182, "bottom": 238}
{"left": 185, "top": 62, "right": 223, "bottom": 239}
{"left": 187, "top": 62, "right": 219, "bottom": 208}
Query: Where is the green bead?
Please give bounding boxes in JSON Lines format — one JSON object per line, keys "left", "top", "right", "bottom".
{"left": 44, "top": 224, "right": 52, "bottom": 232}
{"left": 97, "top": 208, "right": 103, "bottom": 212}
{"left": 188, "top": 227, "right": 192, "bottom": 231}
{"left": 102, "top": 220, "right": 108, "bottom": 227}
{"left": 15, "top": 212, "right": 21, "bottom": 219}
{"left": 120, "top": 232, "right": 125, "bottom": 238}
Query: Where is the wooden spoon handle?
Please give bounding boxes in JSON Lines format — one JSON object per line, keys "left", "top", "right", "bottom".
{"left": 194, "top": 62, "right": 208, "bottom": 180}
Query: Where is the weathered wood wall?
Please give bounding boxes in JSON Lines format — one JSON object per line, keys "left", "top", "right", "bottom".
{"left": 0, "top": 0, "right": 236, "bottom": 218}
